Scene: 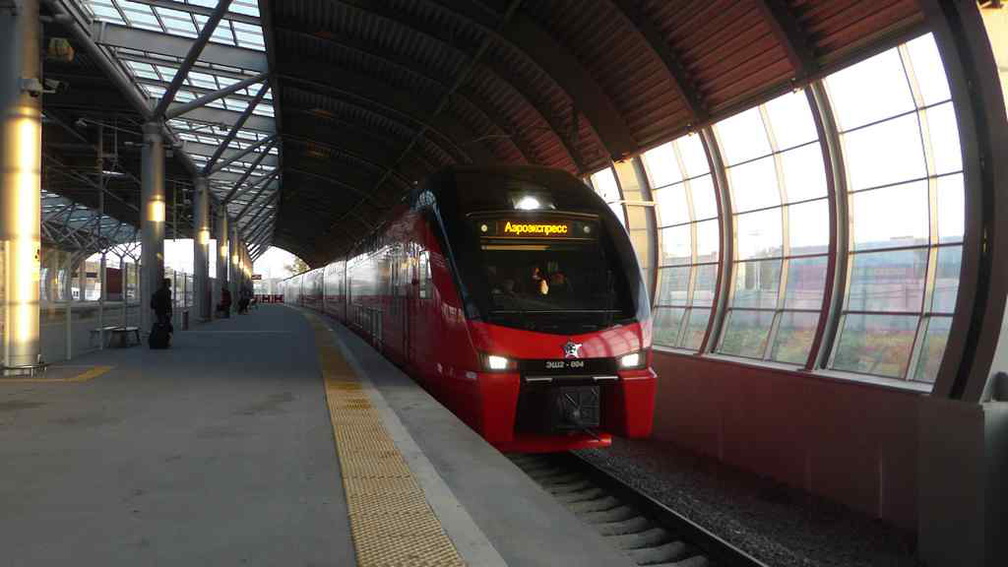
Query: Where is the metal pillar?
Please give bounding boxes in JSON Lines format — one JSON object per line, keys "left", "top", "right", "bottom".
{"left": 193, "top": 176, "right": 210, "bottom": 321}
{"left": 118, "top": 252, "right": 127, "bottom": 327}
{"left": 77, "top": 262, "right": 85, "bottom": 300}
{"left": 229, "top": 223, "right": 239, "bottom": 303}
{"left": 0, "top": 0, "right": 42, "bottom": 373}
{"left": 140, "top": 121, "right": 165, "bottom": 334}
{"left": 215, "top": 209, "right": 228, "bottom": 316}
{"left": 96, "top": 124, "right": 105, "bottom": 347}
{"left": 64, "top": 254, "right": 74, "bottom": 360}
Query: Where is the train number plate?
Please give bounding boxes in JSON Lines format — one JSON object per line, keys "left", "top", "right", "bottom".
{"left": 520, "top": 358, "right": 617, "bottom": 375}
{"left": 546, "top": 359, "right": 586, "bottom": 370}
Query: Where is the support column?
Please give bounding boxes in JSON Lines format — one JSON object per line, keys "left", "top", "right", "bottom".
{"left": 140, "top": 121, "right": 165, "bottom": 334}
{"left": 242, "top": 242, "right": 250, "bottom": 289}
{"left": 229, "top": 224, "right": 239, "bottom": 303}
{"left": 64, "top": 254, "right": 74, "bottom": 361}
{"left": 0, "top": 0, "right": 42, "bottom": 372}
{"left": 915, "top": 4, "right": 1008, "bottom": 567}
{"left": 215, "top": 209, "right": 228, "bottom": 316}
{"left": 192, "top": 176, "right": 210, "bottom": 321}
{"left": 96, "top": 124, "right": 105, "bottom": 347}
{"left": 77, "top": 263, "right": 85, "bottom": 300}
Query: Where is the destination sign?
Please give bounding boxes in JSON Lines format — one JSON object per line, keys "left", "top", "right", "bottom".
{"left": 501, "top": 221, "right": 570, "bottom": 236}
{"left": 474, "top": 214, "right": 599, "bottom": 239}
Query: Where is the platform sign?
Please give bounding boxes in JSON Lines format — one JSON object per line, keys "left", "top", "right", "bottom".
{"left": 252, "top": 274, "right": 262, "bottom": 280}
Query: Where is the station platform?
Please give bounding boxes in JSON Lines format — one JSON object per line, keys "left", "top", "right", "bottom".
{"left": 0, "top": 305, "right": 632, "bottom": 566}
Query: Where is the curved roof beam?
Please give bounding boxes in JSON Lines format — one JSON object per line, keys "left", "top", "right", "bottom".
{"left": 609, "top": 0, "right": 709, "bottom": 125}
{"left": 283, "top": 134, "right": 417, "bottom": 190}
{"left": 287, "top": 145, "right": 413, "bottom": 197}
{"left": 284, "top": 110, "right": 437, "bottom": 175}
{"left": 329, "top": 0, "right": 588, "bottom": 170}
{"left": 405, "top": 0, "right": 638, "bottom": 160}
{"left": 279, "top": 66, "right": 496, "bottom": 164}
{"left": 275, "top": 27, "right": 533, "bottom": 165}
{"left": 283, "top": 98, "right": 454, "bottom": 173}
{"left": 285, "top": 167, "right": 392, "bottom": 209}
{"left": 755, "top": 0, "right": 818, "bottom": 81}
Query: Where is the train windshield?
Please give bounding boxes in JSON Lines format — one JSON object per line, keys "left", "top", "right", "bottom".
{"left": 470, "top": 213, "right": 636, "bottom": 332}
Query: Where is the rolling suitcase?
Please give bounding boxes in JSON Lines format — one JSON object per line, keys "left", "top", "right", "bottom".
{"left": 148, "top": 321, "right": 171, "bottom": 349}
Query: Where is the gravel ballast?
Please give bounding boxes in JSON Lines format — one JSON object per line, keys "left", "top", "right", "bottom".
{"left": 577, "top": 439, "right": 920, "bottom": 567}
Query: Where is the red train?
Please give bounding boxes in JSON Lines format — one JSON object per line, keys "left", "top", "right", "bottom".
{"left": 282, "top": 165, "right": 656, "bottom": 452}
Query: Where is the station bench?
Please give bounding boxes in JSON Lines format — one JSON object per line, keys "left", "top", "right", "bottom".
{"left": 89, "top": 326, "right": 141, "bottom": 348}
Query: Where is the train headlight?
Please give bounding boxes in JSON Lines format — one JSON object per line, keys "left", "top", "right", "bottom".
{"left": 619, "top": 352, "right": 645, "bottom": 369}
{"left": 514, "top": 195, "right": 542, "bottom": 210}
{"left": 483, "top": 354, "right": 515, "bottom": 371}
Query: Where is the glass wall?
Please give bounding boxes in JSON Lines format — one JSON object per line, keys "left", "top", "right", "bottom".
{"left": 712, "top": 91, "right": 830, "bottom": 364}
{"left": 824, "top": 34, "right": 963, "bottom": 382}
{"left": 641, "top": 134, "right": 719, "bottom": 350}
{"left": 588, "top": 167, "right": 628, "bottom": 227}
{"left": 626, "top": 32, "right": 965, "bottom": 388}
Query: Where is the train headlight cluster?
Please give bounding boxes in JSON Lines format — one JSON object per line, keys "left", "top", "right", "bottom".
{"left": 484, "top": 354, "right": 516, "bottom": 371}
{"left": 619, "top": 352, "right": 645, "bottom": 369}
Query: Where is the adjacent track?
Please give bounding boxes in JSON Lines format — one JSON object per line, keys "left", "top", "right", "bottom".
{"left": 509, "top": 452, "right": 767, "bottom": 567}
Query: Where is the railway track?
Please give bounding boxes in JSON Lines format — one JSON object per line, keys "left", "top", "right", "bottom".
{"left": 509, "top": 453, "right": 767, "bottom": 567}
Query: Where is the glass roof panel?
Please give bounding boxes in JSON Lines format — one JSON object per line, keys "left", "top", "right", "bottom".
{"left": 155, "top": 6, "right": 198, "bottom": 37}
{"left": 79, "top": 0, "right": 280, "bottom": 247}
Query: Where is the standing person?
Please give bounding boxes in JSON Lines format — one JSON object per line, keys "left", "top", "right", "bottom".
{"left": 151, "top": 278, "right": 172, "bottom": 327}
{"left": 149, "top": 278, "right": 173, "bottom": 348}
{"left": 217, "top": 285, "right": 232, "bottom": 318}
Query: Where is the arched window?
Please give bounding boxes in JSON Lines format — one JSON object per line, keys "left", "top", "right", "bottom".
{"left": 824, "top": 34, "right": 963, "bottom": 382}
{"left": 712, "top": 90, "right": 830, "bottom": 364}
{"left": 641, "top": 134, "right": 720, "bottom": 351}
{"left": 588, "top": 167, "right": 628, "bottom": 227}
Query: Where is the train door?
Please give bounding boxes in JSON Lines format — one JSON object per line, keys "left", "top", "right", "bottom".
{"left": 404, "top": 241, "right": 417, "bottom": 368}
{"left": 398, "top": 245, "right": 408, "bottom": 361}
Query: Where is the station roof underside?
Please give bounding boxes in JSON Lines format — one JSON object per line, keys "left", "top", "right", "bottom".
{"left": 41, "top": 0, "right": 926, "bottom": 266}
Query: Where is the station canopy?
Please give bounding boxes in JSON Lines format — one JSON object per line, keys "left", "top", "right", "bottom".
{"left": 41, "top": 0, "right": 925, "bottom": 266}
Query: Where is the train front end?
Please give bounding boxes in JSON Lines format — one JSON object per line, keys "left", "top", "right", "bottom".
{"left": 437, "top": 168, "right": 657, "bottom": 453}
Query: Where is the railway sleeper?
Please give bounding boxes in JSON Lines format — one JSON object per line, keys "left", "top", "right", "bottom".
{"left": 536, "top": 472, "right": 585, "bottom": 486}
{"left": 580, "top": 504, "right": 638, "bottom": 523}
{"left": 526, "top": 467, "right": 579, "bottom": 480}
{"left": 545, "top": 479, "right": 596, "bottom": 494}
{"left": 555, "top": 486, "right": 607, "bottom": 503}
{"left": 649, "top": 555, "right": 713, "bottom": 567}
{"left": 609, "top": 526, "right": 676, "bottom": 550}
{"left": 566, "top": 495, "right": 624, "bottom": 513}
{"left": 626, "top": 541, "right": 692, "bottom": 565}
{"left": 511, "top": 458, "right": 557, "bottom": 470}
{"left": 594, "top": 515, "right": 654, "bottom": 536}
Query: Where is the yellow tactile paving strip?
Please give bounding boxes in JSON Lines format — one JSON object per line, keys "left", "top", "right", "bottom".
{"left": 0, "top": 365, "right": 113, "bottom": 384}
{"left": 305, "top": 313, "right": 465, "bottom": 567}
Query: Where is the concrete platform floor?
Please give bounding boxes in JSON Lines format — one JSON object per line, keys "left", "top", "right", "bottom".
{"left": 0, "top": 306, "right": 355, "bottom": 566}
{"left": 1, "top": 305, "right": 632, "bottom": 567}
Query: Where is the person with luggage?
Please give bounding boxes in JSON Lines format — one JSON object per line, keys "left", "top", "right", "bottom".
{"left": 216, "top": 285, "right": 232, "bottom": 318}
{"left": 149, "top": 277, "right": 173, "bottom": 348}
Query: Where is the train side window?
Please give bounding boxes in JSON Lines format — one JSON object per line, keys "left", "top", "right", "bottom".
{"left": 419, "top": 251, "right": 432, "bottom": 300}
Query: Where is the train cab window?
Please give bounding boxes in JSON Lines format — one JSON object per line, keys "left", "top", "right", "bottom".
{"left": 473, "top": 216, "right": 634, "bottom": 333}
